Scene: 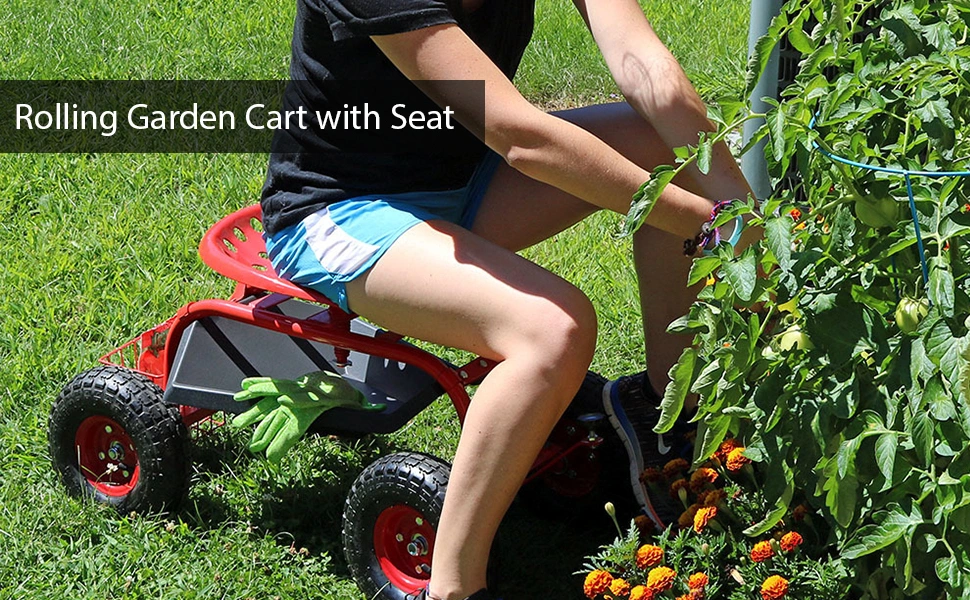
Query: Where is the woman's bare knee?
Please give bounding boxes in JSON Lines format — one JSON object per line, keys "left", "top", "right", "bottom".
{"left": 505, "top": 288, "right": 597, "bottom": 384}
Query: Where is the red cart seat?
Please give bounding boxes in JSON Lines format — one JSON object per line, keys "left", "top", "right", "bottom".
{"left": 198, "top": 204, "right": 349, "bottom": 311}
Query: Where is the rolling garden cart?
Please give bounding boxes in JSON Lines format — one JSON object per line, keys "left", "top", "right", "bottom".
{"left": 47, "top": 203, "right": 614, "bottom": 600}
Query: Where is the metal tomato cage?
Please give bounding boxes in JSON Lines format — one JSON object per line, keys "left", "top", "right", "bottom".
{"left": 742, "top": 1, "right": 968, "bottom": 291}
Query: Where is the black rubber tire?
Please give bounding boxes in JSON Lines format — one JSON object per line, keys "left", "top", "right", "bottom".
{"left": 48, "top": 365, "right": 190, "bottom": 514}
{"left": 343, "top": 452, "right": 450, "bottom": 600}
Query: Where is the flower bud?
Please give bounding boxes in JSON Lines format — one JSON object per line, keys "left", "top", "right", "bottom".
{"left": 605, "top": 502, "right": 616, "bottom": 518}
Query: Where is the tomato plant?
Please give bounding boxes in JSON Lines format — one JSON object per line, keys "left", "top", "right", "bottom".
{"left": 626, "top": 1, "right": 970, "bottom": 597}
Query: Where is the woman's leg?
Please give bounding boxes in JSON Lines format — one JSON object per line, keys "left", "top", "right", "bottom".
{"left": 473, "top": 102, "right": 738, "bottom": 382}
{"left": 345, "top": 220, "right": 598, "bottom": 600}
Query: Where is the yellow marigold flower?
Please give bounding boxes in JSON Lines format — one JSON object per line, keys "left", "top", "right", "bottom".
{"left": 678, "top": 504, "right": 700, "bottom": 529}
{"left": 689, "top": 467, "right": 719, "bottom": 492}
{"left": 662, "top": 458, "right": 689, "bottom": 479}
{"left": 610, "top": 578, "right": 631, "bottom": 597}
{"left": 715, "top": 438, "right": 742, "bottom": 462}
{"left": 725, "top": 447, "right": 751, "bottom": 472}
{"left": 687, "top": 572, "right": 710, "bottom": 590}
{"left": 669, "top": 478, "right": 690, "bottom": 501}
{"left": 584, "top": 570, "right": 613, "bottom": 599}
{"left": 629, "top": 585, "right": 653, "bottom": 600}
{"left": 640, "top": 467, "right": 663, "bottom": 484}
{"left": 693, "top": 506, "right": 718, "bottom": 533}
{"left": 761, "top": 575, "right": 789, "bottom": 600}
{"left": 635, "top": 544, "right": 664, "bottom": 569}
{"left": 646, "top": 566, "right": 677, "bottom": 593}
{"left": 780, "top": 531, "right": 803, "bottom": 552}
{"left": 751, "top": 540, "right": 775, "bottom": 563}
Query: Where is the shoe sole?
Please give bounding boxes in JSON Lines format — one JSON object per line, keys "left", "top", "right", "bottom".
{"left": 602, "top": 380, "right": 666, "bottom": 530}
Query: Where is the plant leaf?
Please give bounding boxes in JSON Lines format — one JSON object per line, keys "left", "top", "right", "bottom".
{"left": 719, "top": 246, "right": 758, "bottom": 303}
{"left": 655, "top": 347, "right": 697, "bottom": 434}
{"left": 624, "top": 166, "right": 676, "bottom": 236}
{"left": 842, "top": 505, "right": 923, "bottom": 560}
{"left": 743, "top": 481, "right": 794, "bottom": 537}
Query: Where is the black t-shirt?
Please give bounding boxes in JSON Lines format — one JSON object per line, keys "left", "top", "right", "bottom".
{"left": 261, "top": 0, "right": 536, "bottom": 235}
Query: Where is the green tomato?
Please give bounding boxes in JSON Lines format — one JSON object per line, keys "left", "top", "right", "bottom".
{"left": 895, "top": 297, "right": 929, "bottom": 334}
{"left": 854, "top": 197, "right": 900, "bottom": 229}
{"left": 777, "top": 325, "right": 814, "bottom": 351}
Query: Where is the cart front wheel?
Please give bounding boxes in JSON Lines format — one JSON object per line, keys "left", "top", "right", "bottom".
{"left": 48, "top": 365, "right": 189, "bottom": 513}
{"left": 343, "top": 452, "right": 449, "bottom": 600}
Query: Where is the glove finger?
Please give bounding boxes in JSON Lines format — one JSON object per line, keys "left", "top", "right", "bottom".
{"left": 231, "top": 397, "right": 280, "bottom": 428}
{"left": 265, "top": 406, "right": 307, "bottom": 464}
{"left": 240, "top": 376, "right": 274, "bottom": 390}
{"left": 249, "top": 409, "right": 288, "bottom": 454}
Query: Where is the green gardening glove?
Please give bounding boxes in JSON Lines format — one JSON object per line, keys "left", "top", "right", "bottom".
{"left": 232, "top": 371, "right": 385, "bottom": 463}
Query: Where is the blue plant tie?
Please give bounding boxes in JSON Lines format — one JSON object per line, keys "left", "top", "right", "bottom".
{"left": 807, "top": 115, "right": 970, "bottom": 292}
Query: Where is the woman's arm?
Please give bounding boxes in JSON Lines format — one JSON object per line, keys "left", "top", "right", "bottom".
{"left": 572, "top": 0, "right": 753, "bottom": 206}
{"left": 371, "top": 23, "right": 715, "bottom": 239}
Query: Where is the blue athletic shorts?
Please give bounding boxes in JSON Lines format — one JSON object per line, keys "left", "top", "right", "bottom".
{"left": 264, "top": 152, "right": 502, "bottom": 313}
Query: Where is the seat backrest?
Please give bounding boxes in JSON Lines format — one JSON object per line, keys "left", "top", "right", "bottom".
{"left": 198, "top": 204, "right": 340, "bottom": 307}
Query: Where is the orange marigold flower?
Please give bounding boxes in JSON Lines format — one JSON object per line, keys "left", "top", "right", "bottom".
{"left": 584, "top": 570, "right": 613, "bottom": 599}
{"left": 725, "top": 447, "right": 751, "bottom": 472}
{"left": 689, "top": 467, "right": 719, "bottom": 492}
{"left": 663, "top": 458, "right": 690, "bottom": 479}
{"left": 670, "top": 478, "right": 690, "bottom": 501}
{"left": 688, "top": 572, "right": 710, "bottom": 590}
{"left": 693, "top": 506, "right": 718, "bottom": 533}
{"left": 646, "top": 566, "right": 677, "bottom": 593}
{"left": 702, "top": 489, "right": 727, "bottom": 507}
{"left": 715, "top": 438, "right": 742, "bottom": 461}
{"left": 635, "top": 544, "right": 664, "bottom": 569}
{"left": 640, "top": 467, "right": 663, "bottom": 484}
{"left": 751, "top": 540, "right": 775, "bottom": 563}
{"left": 761, "top": 575, "right": 789, "bottom": 600}
{"left": 629, "top": 585, "right": 653, "bottom": 600}
{"left": 780, "top": 531, "right": 803, "bottom": 552}
{"left": 610, "top": 578, "right": 632, "bottom": 597}
{"left": 789, "top": 208, "right": 802, "bottom": 221}
{"left": 678, "top": 506, "right": 698, "bottom": 529}
{"left": 634, "top": 514, "right": 654, "bottom": 535}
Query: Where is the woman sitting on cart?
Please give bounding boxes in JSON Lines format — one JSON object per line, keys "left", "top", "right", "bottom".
{"left": 260, "top": 1, "right": 756, "bottom": 598}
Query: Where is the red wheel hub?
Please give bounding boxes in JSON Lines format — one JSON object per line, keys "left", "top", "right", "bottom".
{"left": 74, "top": 416, "right": 140, "bottom": 497}
{"left": 373, "top": 505, "right": 436, "bottom": 592}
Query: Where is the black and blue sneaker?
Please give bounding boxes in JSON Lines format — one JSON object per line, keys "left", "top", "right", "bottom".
{"left": 602, "top": 371, "right": 694, "bottom": 530}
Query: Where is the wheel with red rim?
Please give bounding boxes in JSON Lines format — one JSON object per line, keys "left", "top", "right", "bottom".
{"left": 342, "top": 452, "right": 449, "bottom": 600}
{"left": 48, "top": 365, "right": 190, "bottom": 513}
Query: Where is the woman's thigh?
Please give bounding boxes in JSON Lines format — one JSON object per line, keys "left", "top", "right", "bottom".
{"left": 471, "top": 102, "right": 687, "bottom": 252}
{"left": 344, "top": 218, "right": 597, "bottom": 364}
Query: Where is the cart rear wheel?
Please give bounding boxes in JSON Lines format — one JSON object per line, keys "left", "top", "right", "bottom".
{"left": 48, "top": 365, "right": 190, "bottom": 513}
{"left": 343, "top": 452, "right": 449, "bottom": 600}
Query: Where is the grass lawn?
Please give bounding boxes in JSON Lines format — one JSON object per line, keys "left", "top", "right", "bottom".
{"left": 0, "top": 0, "right": 750, "bottom": 598}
